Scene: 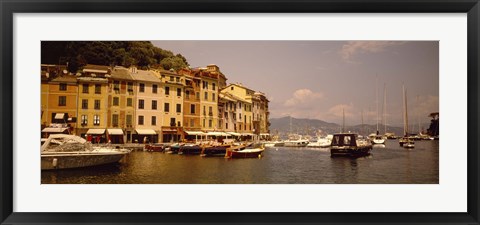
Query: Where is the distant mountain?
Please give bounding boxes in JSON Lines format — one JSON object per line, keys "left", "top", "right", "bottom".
{"left": 269, "top": 116, "right": 410, "bottom": 137}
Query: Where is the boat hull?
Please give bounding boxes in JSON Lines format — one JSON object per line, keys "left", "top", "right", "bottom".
{"left": 284, "top": 141, "right": 309, "bottom": 147}
{"left": 178, "top": 145, "right": 202, "bottom": 155}
{"left": 201, "top": 146, "right": 228, "bottom": 157}
{"left": 225, "top": 147, "right": 264, "bottom": 158}
{"left": 330, "top": 146, "right": 372, "bottom": 157}
{"left": 41, "top": 152, "right": 127, "bottom": 170}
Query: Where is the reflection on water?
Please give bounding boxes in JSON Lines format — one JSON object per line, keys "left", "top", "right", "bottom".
{"left": 42, "top": 140, "right": 439, "bottom": 184}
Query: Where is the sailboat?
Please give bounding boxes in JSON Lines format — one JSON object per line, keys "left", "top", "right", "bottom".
{"left": 399, "top": 84, "right": 415, "bottom": 148}
{"left": 372, "top": 78, "right": 386, "bottom": 145}
{"left": 284, "top": 116, "right": 309, "bottom": 147}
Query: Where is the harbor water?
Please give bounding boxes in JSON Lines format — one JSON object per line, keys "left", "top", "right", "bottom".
{"left": 41, "top": 139, "right": 439, "bottom": 184}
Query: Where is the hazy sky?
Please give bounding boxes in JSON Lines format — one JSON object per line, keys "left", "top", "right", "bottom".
{"left": 151, "top": 41, "right": 439, "bottom": 127}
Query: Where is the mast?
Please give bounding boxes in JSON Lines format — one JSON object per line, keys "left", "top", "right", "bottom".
{"left": 376, "top": 76, "right": 379, "bottom": 135}
{"left": 416, "top": 95, "right": 420, "bottom": 134}
{"left": 361, "top": 109, "right": 364, "bottom": 136}
{"left": 342, "top": 108, "right": 345, "bottom": 133}
{"left": 384, "top": 83, "right": 387, "bottom": 134}
{"left": 403, "top": 84, "right": 406, "bottom": 136}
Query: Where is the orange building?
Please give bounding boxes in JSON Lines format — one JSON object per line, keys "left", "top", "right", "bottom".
{"left": 178, "top": 68, "right": 202, "bottom": 141}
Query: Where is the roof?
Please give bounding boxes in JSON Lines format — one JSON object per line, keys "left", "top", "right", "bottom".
{"left": 130, "top": 70, "right": 161, "bottom": 83}
{"left": 223, "top": 83, "right": 255, "bottom": 93}
{"left": 77, "top": 77, "right": 108, "bottom": 83}
{"left": 110, "top": 67, "right": 134, "bottom": 80}
{"left": 50, "top": 75, "right": 77, "bottom": 83}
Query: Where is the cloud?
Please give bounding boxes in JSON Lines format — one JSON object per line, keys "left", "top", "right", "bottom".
{"left": 326, "top": 103, "right": 356, "bottom": 120}
{"left": 283, "top": 89, "right": 324, "bottom": 107}
{"left": 340, "top": 41, "right": 405, "bottom": 60}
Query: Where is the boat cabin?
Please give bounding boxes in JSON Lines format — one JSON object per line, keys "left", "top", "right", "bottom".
{"left": 331, "top": 133, "right": 358, "bottom": 147}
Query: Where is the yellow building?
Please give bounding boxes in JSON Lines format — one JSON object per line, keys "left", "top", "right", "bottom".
{"left": 41, "top": 69, "right": 78, "bottom": 137}
{"left": 221, "top": 83, "right": 254, "bottom": 136}
{"left": 158, "top": 69, "right": 185, "bottom": 142}
{"left": 76, "top": 65, "right": 110, "bottom": 143}
{"left": 106, "top": 66, "right": 136, "bottom": 143}
{"left": 131, "top": 68, "right": 163, "bottom": 143}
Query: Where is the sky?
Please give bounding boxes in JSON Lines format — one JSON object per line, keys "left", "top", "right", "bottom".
{"left": 151, "top": 41, "right": 439, "bottom": 127}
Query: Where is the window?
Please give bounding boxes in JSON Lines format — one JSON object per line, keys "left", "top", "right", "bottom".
{"left": 126, "top": 115, "right": 132, "bottom": 126}
{"left": 208, "top": 119, "right": 212, "bottom": 128}
{"left": 196, "top": 92, "right": 200, "bottom": 100}
{"left": 170, "top": 76, "right": 174, "bottom": 81}
{"left": 203, "top": 106, "right": 206, "bottom": 115}
{"left": 81, "top": 115, "right": 88, "bottom": 125}
{"left": 164, "top": 103, "right": 170, "bottom": 112}
{"left": 231, "top": 86, "right": 234, "bottom": 90}
{"left": 152, "top": 100, "right": 157, "bottom": 110}
{"left": 209, "top": 106, "right": 213, "bottom": 116}
{"left": 138, "top": 99, "right": 144, "bottom": 109}
{"left": 94, "top": 100, "right": 101, "bottom": 109}
{"left": 176, "top": 104, "right": 181, "bottom": 113}
{"left": 176, "top": 77, "right": 180, "bottom": 83}
{"left": 93, "top": 115, "right": 100, "bottom": 126}
{"left": 152, "top": 84, "right": 158, "bottom": 93}
{"left": 113, "top": 81, "right": 120, "bottom": 91}
{"left": 177, "top": 88, "right": 181, "bottom": 97}
{"left": 190, "top": 104, "right": 195, "bottom": 114}
{"left": 212, "top": 83, "right": 216, "bottom": 91}
{"left": 226, "top": 123, "right": 228, "bottom": 129}
{"left": 165, "top": 86, "right": 170, "bottom": 95}
{"left": 177, "top": 121, "right": 181, "bottom": 127}
{"left": 185, "top": 90, "right": 190, "bottom": 99}
{"left": 58, "top": 96, "right": 66, "bottom": 106}
{"left": 204, "top": 92, "right": 208, "bottom": 100}
{"left": 170, "top": 118, "right": 176, "bottom": 127}
{"left": 203, "top": 119, "right": 205, "bottom": 128}
{"left": 139, "top": 83, "right": 145, "bottom": 92}
{"left": 81, "top": 99, "right": 88, "bottom": 109}
{"left": 59, "top": 83, "right": 67, "bottom": 91}
{"left": 127, "top": 82, "right": 133, "bottom": 93}
{"left": 151, "top": 116, "right": 156, "bottom": 126}
{"left": 95, "top": 84, "right": 101, "bottom": 94}
{"left": 138, "top": 115, "right": 144, "bottom": 125}
{"left": 113, "top": 97, "right": 119, "bottom": 106}
{"left": 112, "top": 114, "right": 119, "bottom": 127}
{"left": 127, "top": 98, "right": 133, "bottom": 107}
{"left": 190, "top": 119, "right": 194, "bottom": 127}
{"left": 212, "top": 93, "right": 216, "bottom": 101}
{"left": 82, "top": 84, "right": 89, "bottom": 93}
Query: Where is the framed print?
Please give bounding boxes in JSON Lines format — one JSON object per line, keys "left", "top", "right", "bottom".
{"left": 1, "top": 0, "right": 479, "bottom": 224}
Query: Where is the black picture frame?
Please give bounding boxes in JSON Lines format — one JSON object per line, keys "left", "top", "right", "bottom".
{"left": 1, "top": 0, "right": 479, "bottom": 224}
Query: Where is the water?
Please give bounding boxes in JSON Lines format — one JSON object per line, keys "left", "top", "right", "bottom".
{"left": 41, "top": 140, "right": 439, "bottom": 184}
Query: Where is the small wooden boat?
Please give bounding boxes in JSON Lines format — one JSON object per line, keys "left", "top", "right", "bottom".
{"left": 225, "top": 144, "right": 265, "bottom": 158}
{"left": 144, "top": 143, "right": 165, "bottom": 152}
{"left": 178, "top": 145, "right": 202, "bottom": 155}
{"left": 330, "top": 133, "right": 372, "bottom": 157}
{"left": 200, "top": 145, "right": 229, "bottom": 157}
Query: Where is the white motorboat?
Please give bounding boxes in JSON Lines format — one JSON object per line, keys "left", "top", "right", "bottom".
{"left": 307, "top": 135, "right": 333, "bottom": 148}
{"left": 41, "top": 134, "right": 130, "bottom": 170}
{"left": 284, "top": 138, "right": 309, "bottom": 147}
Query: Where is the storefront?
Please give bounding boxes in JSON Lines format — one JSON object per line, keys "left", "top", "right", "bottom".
{"left": 134, "top": 129, "right": 158, "bottom": 144}
{"left": 161, "top": 127, "right": 183, "bottom": 143}
{"left": 107, "top": 128, "right": 124, "bottom": 144}
{"left": 184, "top": 131, "right": 206, "bottom": 143}
{"left": 86, "top": 128, "right": 106, "bottom": 144}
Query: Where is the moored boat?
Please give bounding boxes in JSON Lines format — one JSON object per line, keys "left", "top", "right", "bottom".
{"left": 178, "top": 144, "right": 202, "bottom": 155}
{"left": 144, "top": 143, "right": 165, "bottom": 152}
{"left": 41, "top": 134, "right": 130, "bottom": 170}
{"left": 330, "top": 133, "right": 372, "bottom": 157}
{"left": 284, "top": 138, "right": 309, "bottom": 147}
{"left": 225, "top": 144, "right": 265, "bottom": 158}
{"left": 200, "top": 145, "right": 229, "bottom": 157}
